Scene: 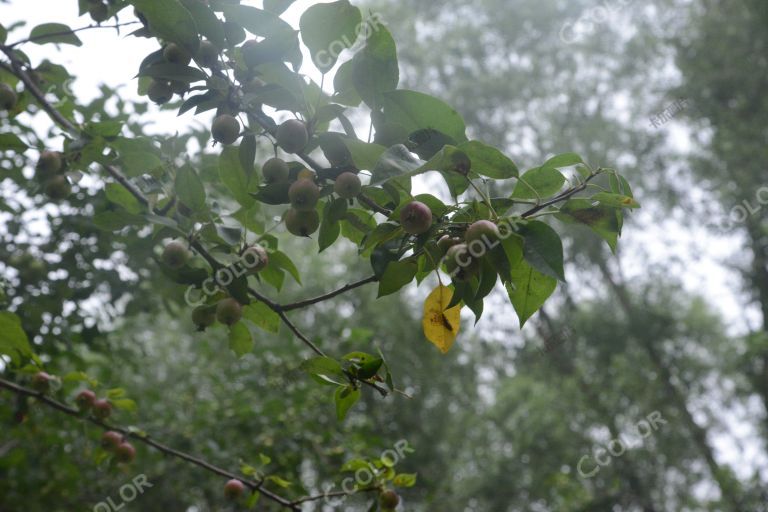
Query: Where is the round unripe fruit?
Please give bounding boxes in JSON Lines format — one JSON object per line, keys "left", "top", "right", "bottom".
{"left": 242, "top": 77, "right": 265, "bottom": 94}
{"left": 211, "top": 114, "right": 241, "bottom": 145}
{"left": 162, "top": 240, "right": 191, "bottom": 269}
{"left": 31, "top": 372, "right": 52, "bottom": 393}
{"left": 148, "top": 79, "right": 173, "bottom": 104}
{"left": 380, "top": 490, "right": 400, "bottom": 509}
{"left": 285, "top": 208, "right": 320, "bottom": 237}
{"left": 465, "top": 220, "right": 500, "bottom": 249}
{"left": 0, "top": 83, "right": 18, "bottom": 111}
{"left": 216, "top": 298, "right": 242, "bottom": 326}
{"left": 37, "top": 150, "right": 63, "bottom": 178}
{"left": 75, "top": 389, "right": 97, "bottom": 411}
{"left": 191, "top": 305, "right": 216, "bottom": 331}
{"left": 92, "top": 399, "right": 112, "bottom": 419}
{"left": 195, "top": 41, "right": 219, "bottom": 68}
{"left": 334, "top": 172, "right": 362, "bottom": 199}
{"left": 163, "top": 43, "right": 191, "bottom": 65}
{"left": 115, "top": 442, "right": 136, "bottom": 463}
{"left": 170, "top": 80, "right": 188, "bottom": 96}
{"left": 242, "top": 245, "right": 268, "bottom": 273}
{"left": 89, "top": 2, "right": 109, "bottom": 22}
{"left": 276, "top": 119, "right": 308, "bottom": 154}
{"left": 101, "top": 431, "right": 123, "bottom": 450}
{"left": 242, "top": 39, "right": 264, "bottom": 68}
{"left": 262, "top": 158, "right": 289, "bottom": 184}
{"left": 224, "top": 479, "right": 245, "bottom": 500}
{"left": 437, "top": 235, "right": 462, "bottom": 254}
{"left": 321, "top": 138, "right": 351, "bottom": 166}
{"left": 44, "top": 176, "right": 72, "bottom": 200}
{"left": 400, "top": 201, "right": 433, "bottom": 235}
{"left": 288, "top": 179, "right": 320, "bottom": 212}
{"left": 444, "top": 244, "right": 479, "bottom": 282}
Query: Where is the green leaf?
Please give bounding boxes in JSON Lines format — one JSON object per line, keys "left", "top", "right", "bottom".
{"left": 269, "top": 250, "right": 301, "bottom": 284}
{"left": 0, "top": 133, "right": 28, "bottom": 152}
{"left": 591, "top": 192, "right": 641, "bottom": 209}
{"left": 175, "top": 165, "right": 207, "bottom": 212}
{"left": 381, "top": 90, "right": 467, "bottom": 143}
{"left": 219, "top": 146, "right": 254, "bottom": 207}
{"left": 319, "top": 212, "right": 341, "bottom": 252}
{"left": 557, "top": 199, "right": 622, "bottom": 253}
{"left": 228, "top": 322, "right": 253, "bottom": 358}
{"left": 111, "top": 398, "right": 138, "bottom": 412}
{"left": 512, "top": 166, "right": 566, "bottom": 200}
{"left": 342, "top": 138, "right": 387, "bottom": 171}
{"left": 264, "top": 0, "right": 296, "bottom": 14}
{"left": 351, "top": 23, "right": 399, "bottom": 108}
{"left": 334, "top": 385, "right": 361, "bottom": 421}
{"left": 179, "top": 0, "right": 226, "bottom": 49}
{"left": 300, "top": 0, "right": 361, "bottom": 73}
{"left": 543, "top": 153, "right": 585, "bottom": 169}
{"left": 0, "top": 312, "right": 33, "bottom": 364}
{"left": 29, "top": 23, "right": 82, "bottom": 46}
{"left": 242, "top": 302, "right": 280, "bottom": 334}
{"left": 301, "top": 356, "right": 345, "bottom": 377}
{"left": 110, "top": 137, "right": 163, "bottom": 177}
{"left": 93, "top": 211, "right": 145, "bottom": 231}
{"left": 393, "top": 473, "right": 418, "bottom": 487}
{"left": 138, "top": 63, "right": 207, "bottom": 83}
{"left": 372, "top": 144, "right": 423, "bottom": 185}
{"left": 130, "top": 0, "right": 199, "bottom": 53}
{"left": 220, "top": 5, "right": 294, "bottom": 39}
{"left": 105, "top": 183, "right": 143, "bottom": 214}
{"left": 507, "top": 261, "right": 557, "bottom": 328}
{"left": 378, "top": 260, "right": 418, "bottom": 297}
{"left": 457, "top": 140, "right": 518, "bottom": 179}
{"left": 520, "top": 221, "right": 565, "bottom": 282}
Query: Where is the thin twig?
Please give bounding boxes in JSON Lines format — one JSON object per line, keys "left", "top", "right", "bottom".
{"left": 7, "top": 21, "right": 141, "bottom": 48}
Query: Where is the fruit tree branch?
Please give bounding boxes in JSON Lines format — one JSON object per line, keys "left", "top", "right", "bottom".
{"left": 520, "top": 171, "right": 603, "bottom": 218}
{"left": 0, "top": 376, "right": 299, "bottom": 511}
{"left": 6, "top": 21, "right": 142, "bottom": 48}
{"left": 280, "top": 275, "right": 378, "bottom": 312}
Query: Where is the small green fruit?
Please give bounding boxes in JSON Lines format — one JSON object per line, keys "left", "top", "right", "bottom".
{"left": 191, "top": 305, "right": 216, "bottom": 331}
{"left": 465, "top": 220, "right": 500, "bottom": 250}
{"left": 162, "top": 240, "right": 191, "bottom": 269}
{"left": 163, "top": 43, "right": 191, "bottom": 65}
{"left": 224, "top": 479, "right": 245, "bottom": 500}
{"left": 92, "top": 399, "right": 112, "bottom": 419}
{"left": 242, "top": 245, "right": 268, "bottom": 273}
{"left": 89, "top": 2, "right": 109, "bottom": 22}
{"left": 170, "top": 80, "right": 188, "bottom": 96}
{"left": 211, "top": 114, "right": 241, "bottom": 145}
{"left": 31, "top": 372, "right": 52, "bottom": 393}
{"left": 285, "top": 208, "right": 320, "bottom": 237}
{"left": 400, "top": 201, "right": 432, "bottom": 235}
{"left": 216, "top": 298, "right": 242, "bottom": 326}
{"left": 242, "top": 77, "right": 265, "bottom": 94}
{"left": 444, "top": 244, "right": 479, "bottom": 282}
{"left": 148, "top": 79, "right": 173, "bottom": 104}
{"left": 44, "top": 175, "right": 72, "bottom": 200}
{"left": 242, "top": 39, "right": 264, "bottom": 68}
{"left": 262, "top": 158, "right": 289, "bottom": 184}
{"left": 380, "top": 490, "right": 400, "bottom": 509}
{"left": 288, "top": 179, "right": 320, "bottom": 211}
{"left": 0, "top": 83, "right": 18, "bottom": 111}
{"left": 75, "top": 389, "right": 97, "bottom": 411}
{"left": 195, "top": 40, "right": 219, "bottom": 68}
{"left": 276, "top": 119, "right": 309, "bottom": 154}
{"left": 334, "top": 172, "right": 362, "bottom": 199}
{"left": 101, "top": 431, "right": 123, "bottom": 450}
{"left": 36, "top": 150, "right": 63, "bottom": 179}
{"left": 115, "top": 442, "right": 136, "bottom": 463}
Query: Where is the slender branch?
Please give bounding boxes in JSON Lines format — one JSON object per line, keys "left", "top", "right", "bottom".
{"left": 7, "top": 21, "right": 141, "bottom": 48}
{"left": 291, "top": 486, "right": 378, "bottom": 505}
{"left": 0, "top": 377, "right": 299, "bottom": 511}
{"left": 520, "top": 172, "right": 603, "bottom": 218}
{"left": 281, "top": 275, "right": 378, "bottom": 312}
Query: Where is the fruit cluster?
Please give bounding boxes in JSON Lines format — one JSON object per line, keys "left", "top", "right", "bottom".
{"left": 34, "top": 150, "right": 72, "bottom": 200}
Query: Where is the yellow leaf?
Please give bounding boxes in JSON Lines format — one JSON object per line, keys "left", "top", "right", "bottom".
{"left": 422, "top": 284, "right": 461, "bottom": 353}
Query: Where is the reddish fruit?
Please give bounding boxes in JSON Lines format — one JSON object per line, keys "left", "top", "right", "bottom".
{"left": 36, "top": 151, "right": 63, "bottom": 180}
{"left": 192, "top": 305, "right": 216, "bottom": 331}
{"left": 334, "top": 172, "right": 362, "bottom": 199}
{"left": 400, "top": 201, "right": 433, "bottom": 235}
{"left": 148, "top": 79, "right": 173, "bottom": 104}
{"left": 115, "top": 442, "right": 136, "bottom": 463}
{"left": 276, "top": 119, "right": 308, "bottom": 154}
{"left": 262, "top": 158, "right": 289, "bottom": 184}
{"left": 75, "top": 389, "right": 97, "bottom": 411}
{"left": 101, "top": 430, "right": 123, "bottom": 451}
{"left": 211, "top": 114, "right": 241, "bottom": 145}
{"left": 288, "top": 179, "right": 320, "bottom": 211}
{"left": 195, "top": 40, "right": 219, "bottom": 68}
{"left": 224, "top": 479, "right": 245, "bottom": 500}
{"left": 44, "top": 175, "right": 72, "bottom": 200}
{"left": 242, "top": 245, "right": 268, "bottom": 273}
{"left": 162, "top": 240, "right": 191, "bottom": 269}
{"left": 216, "top": 298, "right": 242, "bottom": 326}
{"left": 163, "top": 43, "right": 191, "bottom": 65}
{"left": 285, "top": 208, "right": 320, "bottom": 237}
{"left": 31, "top": 372, "right": 52, "bottom": 393}
{"left": 0, "top": 83, "right": 18, "bottom": 110}
{"left": 92, "top": 399, "right": 112, "bottom": 420}
{"left": 465, "top": 220, "right": 500, "bottom": 249}
{"left": 380, "top": 489, "right": 400, "bottom": 509}
{"left": 437, "top": 235, "right": 462, "bottom": 254}
{"left": 444, "top": 243, "right": 479, "bottom": 282}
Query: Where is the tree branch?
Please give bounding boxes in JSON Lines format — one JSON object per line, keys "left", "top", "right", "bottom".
{"left": 0, "top": 377, "right": 299, "bottom": 511}
{"left": 520, "top": 171, "right": 603, "bottom": 218}
{"left": 280, "top": 275, "right": 378, "bottom": 312}
{"left": 6, "top": 21, "right": 141, "bottom": 48}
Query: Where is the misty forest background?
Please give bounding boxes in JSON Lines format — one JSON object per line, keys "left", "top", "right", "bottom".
{"left": 2, "top": 0, "right": 768, "bottom": 511}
